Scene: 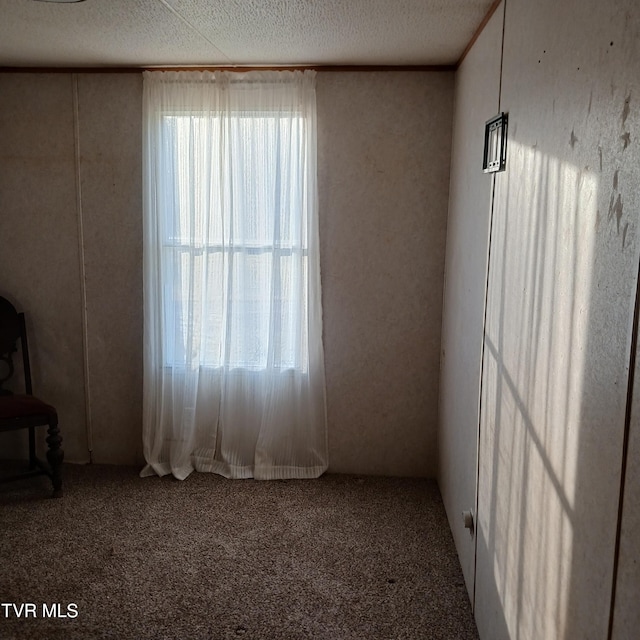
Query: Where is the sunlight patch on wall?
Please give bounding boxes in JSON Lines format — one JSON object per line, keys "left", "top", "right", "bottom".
{"left": 479, "top": 139, "right": 597, "bottom": 639}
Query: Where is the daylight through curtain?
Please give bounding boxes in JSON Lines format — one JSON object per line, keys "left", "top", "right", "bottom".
{"left": 141, "top": 70, "right": 327, "bottom": 480}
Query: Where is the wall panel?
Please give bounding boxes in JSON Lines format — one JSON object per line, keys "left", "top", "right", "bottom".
{"left": 439, "top": 2, "right": 504, "bottom": 600}
{"left": 77, "top": 73, "right": 144, "bottom": 465}
{"left": 317, "top": 71, "right": 453, "bottom": 477}
{"left": 474, "top": 0, "right": 640, "bottom": 638}
{"left": 0, "top": 73, "right": 88, "bottom": 463}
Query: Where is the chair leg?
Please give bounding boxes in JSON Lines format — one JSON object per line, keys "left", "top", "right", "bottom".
{"left": 46, "top": 419, "right": 64, "bottom": 498}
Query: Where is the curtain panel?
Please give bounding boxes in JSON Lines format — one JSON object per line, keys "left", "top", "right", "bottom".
{"left": 141, "top": 70, "right": 328, "bottom": 480}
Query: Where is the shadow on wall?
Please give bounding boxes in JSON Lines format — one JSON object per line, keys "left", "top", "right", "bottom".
{"left": 471, "top": 0, "right": 640, "bottom": 634}
{"left": 478, "top": 137, "right": 600, "bottom": 638}
{"left": 476, "top": 85, "right": 638, "bottom": 637}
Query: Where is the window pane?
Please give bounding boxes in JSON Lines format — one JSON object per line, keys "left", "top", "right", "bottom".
{"left": 160, "top": 112, "right": 308, "bottom": 371}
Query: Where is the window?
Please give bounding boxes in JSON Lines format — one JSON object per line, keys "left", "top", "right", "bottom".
{"left": 159, "top": 112, "right": 309, "bottom": 371}
{"left": 142, "top": 70, "right": 327, "bottom": 481}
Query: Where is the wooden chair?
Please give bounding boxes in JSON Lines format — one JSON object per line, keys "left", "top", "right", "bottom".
{"left": 0, "top": 296, "right": 63, "bottom": 497}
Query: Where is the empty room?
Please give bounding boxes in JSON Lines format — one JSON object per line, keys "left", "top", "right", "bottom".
{"left": 0, "top": 0, "right": 638, "bottom": 639}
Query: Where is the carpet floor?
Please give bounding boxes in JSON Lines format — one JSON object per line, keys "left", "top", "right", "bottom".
{"left": 0, "top": 463, "right": 480, "bottom": 640}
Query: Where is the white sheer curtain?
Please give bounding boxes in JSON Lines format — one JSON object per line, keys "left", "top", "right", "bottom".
{"left": 141, "top": 70, "right": 327, "bottom": 480}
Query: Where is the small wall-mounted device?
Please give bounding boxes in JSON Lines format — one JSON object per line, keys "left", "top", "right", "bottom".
{"left": 462, "top": 509, "right": 475, "bottom": 536}
{"left": 483, "top": 112, "right": 508, "bottom": 173}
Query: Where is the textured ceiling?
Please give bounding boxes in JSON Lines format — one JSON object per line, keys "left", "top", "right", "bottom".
{"left": 0, "top": 0, "right": 495, "bottom": 68}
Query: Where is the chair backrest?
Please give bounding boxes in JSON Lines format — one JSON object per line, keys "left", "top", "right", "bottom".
{"left": 0, "top": 296, "right": 33, "bottom": 397}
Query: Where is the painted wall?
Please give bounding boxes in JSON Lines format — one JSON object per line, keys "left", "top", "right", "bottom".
{"left": 76, "top": 74, "right": 145, "bottom": 465}
{"left": 0, "top": 73, "right": 143, "bottom": 465}
{"left": 442, "top": 0, "right": 640, "bottom": 638}
{"left": 438, "top": 3, "right": 503, "bottom": 598}
{"left": 318, "top": 72, "right": 453, "bottom": 476}
{"left": 0, "top": 70, "right": 453, "bottom": 477}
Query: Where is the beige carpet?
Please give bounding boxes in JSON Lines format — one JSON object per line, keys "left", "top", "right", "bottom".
{"left": 0, "top": 464, "right": 479, "bottom": 640}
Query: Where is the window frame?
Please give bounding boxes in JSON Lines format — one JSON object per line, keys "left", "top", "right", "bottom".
{"left": 155, "top": 108, "right": 311, "bottom": 373}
